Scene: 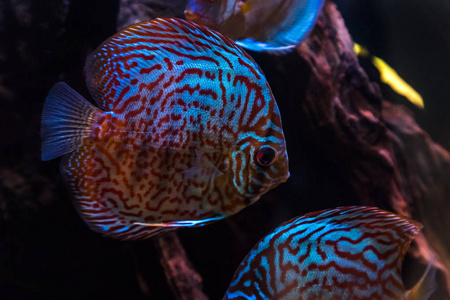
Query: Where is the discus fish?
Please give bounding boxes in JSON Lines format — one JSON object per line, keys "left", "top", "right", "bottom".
{"left": 184, "top": 0, "right": 324, "bottom": 53}
{"left": 225, "top": 206, "right": 436, "bottom": 300}
{"left": 41, "top": 18, "right": 289, "bottom": 240}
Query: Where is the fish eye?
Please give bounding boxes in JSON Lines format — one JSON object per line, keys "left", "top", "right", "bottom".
{"left": 255, "top": 146, "right": 277, "bottom": 167}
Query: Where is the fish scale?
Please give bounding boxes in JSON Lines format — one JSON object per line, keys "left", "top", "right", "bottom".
{"left": 224, "top": 206, "right": 436, "bottom": 300}
{"left": 41, "top": 18, "right": 289, "bottom": 240}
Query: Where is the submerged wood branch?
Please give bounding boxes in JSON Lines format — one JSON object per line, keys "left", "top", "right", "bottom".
{"left": 156, "top": 232, "right": 208, "bottom": 300}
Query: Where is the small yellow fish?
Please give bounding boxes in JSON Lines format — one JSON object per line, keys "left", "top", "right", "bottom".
{"left": 185, "top": 0, "right": 324, "bottom": 53}
{"left": 354, "top": 43, "right": 424, "bottom": 109}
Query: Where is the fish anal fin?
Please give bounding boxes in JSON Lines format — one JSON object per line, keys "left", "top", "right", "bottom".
{"left": 134, "top": 215, "right": 224, "bottom": 228}
{"left": 235, "top": 39, "right": 297, "bottom": 55}
{"left": 41, "top": 82, "right": 101, "bottom": 161}
{"left": 100, "top": 223, "right": 173, "bottom": 240}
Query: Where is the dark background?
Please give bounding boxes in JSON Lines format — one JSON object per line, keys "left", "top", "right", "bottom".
{"left": 0, "top": 0, "right": 449, "bottom": 299}
{"left": 335, "top": 0, "right": 450, "bottom": 150}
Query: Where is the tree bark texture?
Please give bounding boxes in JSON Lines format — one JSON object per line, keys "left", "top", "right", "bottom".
{"left": 155, "top": 232, "right": 208, "bottom": 300}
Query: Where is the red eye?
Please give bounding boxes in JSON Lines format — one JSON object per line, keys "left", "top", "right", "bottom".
{"left": 256, "top": 146, "right": 277, "bottom": 167}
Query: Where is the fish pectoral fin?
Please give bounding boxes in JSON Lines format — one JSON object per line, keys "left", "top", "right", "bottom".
{"left": 134, "top": 216, "right": 224, "bottom": 228}
{"left": 406, "top": 255, "right": 437, "bottom": 300}
{"left": 182, "top": 149, "right": 224, "bottom": 180}
{"left": 41, "top": 82, "right": 101, "bottom": 161}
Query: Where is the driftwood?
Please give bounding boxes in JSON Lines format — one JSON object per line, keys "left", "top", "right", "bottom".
{"left": 292, "top": 2, "right": 450, "bottom": 296}
{"left": 155, "top": 233, "right": 208, "bottom": 300}
{"left": 0, "top": 0, "right": 449, "bottom": 299}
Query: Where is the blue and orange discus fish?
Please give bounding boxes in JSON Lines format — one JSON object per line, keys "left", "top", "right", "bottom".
{"left": 225, "top": 206, "right": 436, "bottom": 300}
{"left": 41, "top": 18, "right": 289, "bottom": 240}
{"left": 185, "top": 0, "right": 324, "bottom": 53}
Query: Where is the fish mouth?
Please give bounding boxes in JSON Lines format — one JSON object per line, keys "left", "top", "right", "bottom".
{"left": 243, "top": 175, "right": 289, "bottom": 205}
{"left": 273, "top": 172, "right": 290, "bottom": 186}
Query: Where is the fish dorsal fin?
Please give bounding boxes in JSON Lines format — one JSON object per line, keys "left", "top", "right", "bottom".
{"left": 85, "top": 17, "right": 248, "bottom": 111}
{"left": 299, "top": 206, "right": 422, "bottom": 284}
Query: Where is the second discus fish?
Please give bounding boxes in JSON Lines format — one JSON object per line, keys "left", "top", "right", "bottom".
{"left": 185, "top": 0, "right": 324, "bottom": 53}
{"left": 225, "top": 206, "right": 436, "bottom": 300}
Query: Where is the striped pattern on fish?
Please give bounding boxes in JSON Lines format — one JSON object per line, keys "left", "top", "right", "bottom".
{"left": 224, "top": 206, "right": 435, "bottom": 300}
{"left": 42, "top": 18, "right": 289, "bottom": 240}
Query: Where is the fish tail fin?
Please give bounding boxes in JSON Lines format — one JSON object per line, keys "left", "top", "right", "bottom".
{"left": 406, "top": 255, "right": 437, "bottom": 300}
{"left": 41, "top": 82, "right": 100, "bottom": 161}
